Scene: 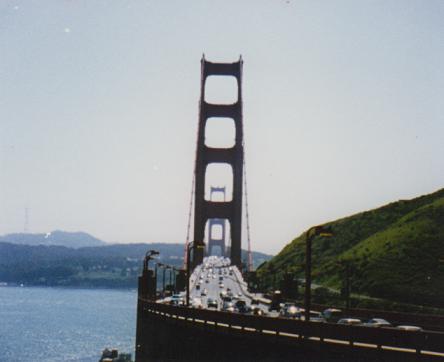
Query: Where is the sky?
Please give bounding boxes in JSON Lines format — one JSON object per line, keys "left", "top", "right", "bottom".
{"left": 1, "top": 0, "right": 443, "bottom": 255}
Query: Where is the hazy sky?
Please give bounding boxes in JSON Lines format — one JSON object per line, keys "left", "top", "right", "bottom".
{"left": 1, "top": 0, "right": 443, "bottom": 254}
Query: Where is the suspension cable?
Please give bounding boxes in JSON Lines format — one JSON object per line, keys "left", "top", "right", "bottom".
{"left": 243, "top": 155, "right": 253, "bottom": 272}
{"left": 183, "top": 171, "right": 195, "bottom": 269}
{"left": 183, "top": 102, "right": 200, "bottom": 269}
{"left": 240, "top": 59, "right": 253, "bottom": 272}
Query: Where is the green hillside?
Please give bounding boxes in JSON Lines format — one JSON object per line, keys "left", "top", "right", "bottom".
{"left": 257, "top": 188, "right": 444, "bottom": 308}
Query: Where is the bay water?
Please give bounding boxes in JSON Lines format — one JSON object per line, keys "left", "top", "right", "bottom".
{"left": 0, "top": 286, "right": 136, "bottom": 362}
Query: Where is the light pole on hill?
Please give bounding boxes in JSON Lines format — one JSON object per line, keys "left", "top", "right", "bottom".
{"left": 304, "top": 225, "right": 333, "bottom": 323}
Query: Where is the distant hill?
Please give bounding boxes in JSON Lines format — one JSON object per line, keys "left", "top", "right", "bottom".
{"left": 257, "top": 188, "right": 444, "bottom": 309}
{"left": 0, "top": 242, "right": 272, "bottom": 288}
{"left": 0, "top": 230, "right": 106, "bottom": 248}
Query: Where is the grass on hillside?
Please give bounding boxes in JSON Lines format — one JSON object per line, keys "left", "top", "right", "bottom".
{"left": 257, "top": 188, "right": 444, "bottom": 310}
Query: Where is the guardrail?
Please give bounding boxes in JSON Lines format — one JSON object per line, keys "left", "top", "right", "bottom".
{"left": 310, "top": 303, "right": 444, "bottom": 332}
{"left": 139, "top": 298, "right": 444, "bottom": 359}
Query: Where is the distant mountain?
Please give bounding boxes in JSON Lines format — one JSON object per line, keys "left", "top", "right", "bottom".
{"left": 0, "top": 242, "right": 272, "bottom": 288}
{"left": 0, "top": 230, "right": 106, "bottom": 248}
{"left": 257, "top": 188, "right": 444, "bottom": 309}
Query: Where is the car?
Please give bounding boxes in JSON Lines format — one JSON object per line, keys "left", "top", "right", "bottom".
{"left": 363, "top": 318, "right": 391, "bottom": 327}
{"left": 251, "top": 306, "right": 266, "bottom": 316}
{"left": 219, "top": 282, "right": 224, "bottom": 288}
{"left": 322, "top": 308, "right": 343, "bottom": 323}
{"left": 220, "top": 290, "right": 227, "bottom": 298}
{"left": 237, "top": 293, "right": 242, "bottom": 298}
{"left": 222, "top": 301, "right": 235, "bottom": 312}
{"left": 201, "top": 289, "right": 208, "bottom": 296}
{"left": 205, "top": 279, "right": 209, "bottom": 283}
{"left": 234, "top": 300, "right": 250, "bottom": 313}
{"left": 268, "top": 290, "right": 283, "bottom": 312}
{"left": 196, "top": 284, "right": 201, "bottom": 290}
{"left": 396, "top": 325, "right": 423, "bottom": 332}
{"left": 309, "top": 311, "right": 326, "bottom": 323}
{"left": 279, "top": 303, "right": 301, "bottom": 319}
{"left": 337, "top": 318, "right": 362, "bottom": 326}
{"left": 207, "top": 298, "right": 218, "bottom": 309}
{"left": 169, "top": 294, "right": 184, "bottom": 306}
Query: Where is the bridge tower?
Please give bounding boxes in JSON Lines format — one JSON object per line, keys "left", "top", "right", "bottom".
{"left": 192, "top": 55, "right": 244, "bottom": 269}
{"left": 207, "top": 187, "right": 227, "bottom": 257}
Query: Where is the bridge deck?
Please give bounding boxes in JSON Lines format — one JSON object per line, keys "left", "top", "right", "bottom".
{"left": 136, "top": 257, "right": 444, "bottom": 361}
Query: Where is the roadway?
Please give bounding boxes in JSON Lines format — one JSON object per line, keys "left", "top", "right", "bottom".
{"left": 152, "top": 256, "right": 444, "bottom": 359}
{"left": 188, "top": 256, "right": 274, "bottom": 315}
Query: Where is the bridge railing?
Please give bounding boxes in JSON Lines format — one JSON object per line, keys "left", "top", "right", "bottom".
{"left": 139, "top": 298, "right": 444, "bottom": 357}
{"left": 310, "top": 302, "right": 444, "bottom": 333}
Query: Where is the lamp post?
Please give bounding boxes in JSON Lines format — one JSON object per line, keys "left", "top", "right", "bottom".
{"left": 156, "top": 262, "right": 165, "bottom": 297}
{"left": 142, "top": 250, "right": 159, "bottom": 300}
{"left": 162, "top": 265, "right": 167, "bottom": 297}
{"left": 168, "top": 266, "right": 173, "bottom": 293}
{"left": 186, "top": 243, "right": 193, "bottom": 307}
{"left": 337, "top": 260, "right": 352, "bottom": 311}
{"left": 186, "top": 241, "right": 205, "bottom": 306}
{"left": 143, "top": 250, "right": 159, "bottom": 272}
{"left": 172, "top": 267, "right": 177, "bottom": 294}
{"left": 154, "top": 263, "right": 159, "bottom": 294}
{"left": 304, "top": 225, "right": 333, "bottom": 323}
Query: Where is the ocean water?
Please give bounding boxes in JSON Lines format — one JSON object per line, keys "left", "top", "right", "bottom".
{"left": 0, "top": 286, "right": 137, "bottom": 362}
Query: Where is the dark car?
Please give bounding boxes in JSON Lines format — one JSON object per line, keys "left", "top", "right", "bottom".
{"left": 268, "top": 290, "right": 283, "bottom": 312}
{"left": 234, "top": 299, "right": 250, "bottom": 313}
{"left": 251, "top": 306, "right": 266, "bottom": 316}
{"left": 207, "top": 298, "right": 218, "bottom": 309}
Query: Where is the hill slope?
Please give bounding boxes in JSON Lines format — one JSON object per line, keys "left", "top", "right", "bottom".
{"left": 0, "top": 242, "right": 272, "bottom": 288}
{"left": 257, "top": 188, "right": 444, "bottom": 308}
{"left": 0, "top": 230, "right": 105, "bottom": 248}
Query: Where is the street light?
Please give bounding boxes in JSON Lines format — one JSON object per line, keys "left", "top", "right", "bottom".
{"left": 162, "top": 264, "right": 167, "bottom": 297}
{"left": 304, "top": 225, "right": 333, "bottom": 323}
{"left": 154, "top": 262, "right": 162, "bottom": 295}
{"left": 337, "top": 260, "right": 353, "bottom": 311}
{"left": 155, "top": 262, "right": 166, "bottom": 297}
{"left": 171, "top": 267, "right": 178, "bottom": 294}
{"left": 143, "top": 250, "right": 159, "bottom": 272}
{"left": 186, "top": 241, "right": 205, "bottom": 306}
{"left": 141, "top": 250, "right": 159, "bottom": 300}
{"left": 168, "top": 266, "right": 173, "bottom": 293}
